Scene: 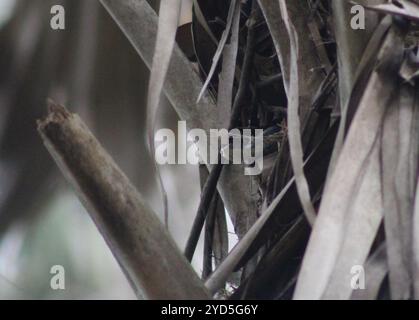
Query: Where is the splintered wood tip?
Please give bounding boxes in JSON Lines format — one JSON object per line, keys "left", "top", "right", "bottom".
{"left": 37, "top": 99, "right": 72, "bottom": 131}
{"left": 46, "top": 99, "right": 70, "bottom": 119}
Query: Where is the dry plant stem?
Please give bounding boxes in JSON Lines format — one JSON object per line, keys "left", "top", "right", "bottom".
{"left": 100, "top": 0, "right": 258, "bottom": 242}
{"left": 37, "top": 102, "right": 210, "bottom": 300}
{"left": 185, "top": 162, "right": 223, "bottom": 261}
{"left": 184, "top": 4, "right": 258, "bottom": 262}
{"left": 202, "top": 195, "right": 218, "bottom": 280}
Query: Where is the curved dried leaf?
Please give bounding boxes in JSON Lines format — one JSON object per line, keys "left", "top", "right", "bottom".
{"left": 205, "top": 123, "right": 338, "bottom": 294}
{"left": 328, "top": 16, "right": 392, "bottom": 175}
{"left": 279, "top": 0, "right": 316, "bottom": 226}
{"left": 192, "top": 0, "right": 218, "bottom": 45}
{"left": 294, "top": 28, "right": 404, "bottom": 300}
{"left": 216, "top": 3, "right": 240, "bottom": 129}
{"left": 381, "top": 84, "right": 419, "bottom": 299}
{"left": 364, "top": 0, "right": 419, "bottom": 23}
{"left": 147, "top": 0, "right": 182, "bottom": 227}
{"left": 351, "top": 243, "right": 388, "bottom": 300}
{"left": 197, "top": 0, "right": 239, "bottom": 103}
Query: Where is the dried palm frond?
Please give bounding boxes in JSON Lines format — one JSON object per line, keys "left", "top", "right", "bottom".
{"left": 1, "top": 0, "right": 418, "bottom": 300}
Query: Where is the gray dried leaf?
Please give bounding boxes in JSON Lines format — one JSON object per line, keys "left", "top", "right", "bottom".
{"left": 192, "top": 0, "right": 218, "bottom": 45}
{"left": 294, "top": 28, "right": 404, "bottom": 300}
{"left": 216, "top": 2, "right": 240, "bottom": 129}
{"left": 364, "top": 0, "right": 419, "bottom": 23}
{"left": 279, "top": 0, "right": 316, "bottom": 226}
{"left": 382, "top": 84, "right": 419, "bottom": 299}
{"left": 197, "top": 0, "right": 240, "bottom": 103}
{"left": 351, "top": 243, "right": 388, "bottom": 300}
{"left": 147, "top": 0, "right": 183, "bottom": 227}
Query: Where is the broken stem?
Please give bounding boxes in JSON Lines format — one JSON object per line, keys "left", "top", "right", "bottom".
{"left": 37, "top": 101, "right": 210, "bottom": 300}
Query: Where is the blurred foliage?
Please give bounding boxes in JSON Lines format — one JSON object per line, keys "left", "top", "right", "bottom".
{"left": 0, "top": 0, "right": 200, "bottom": 299}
